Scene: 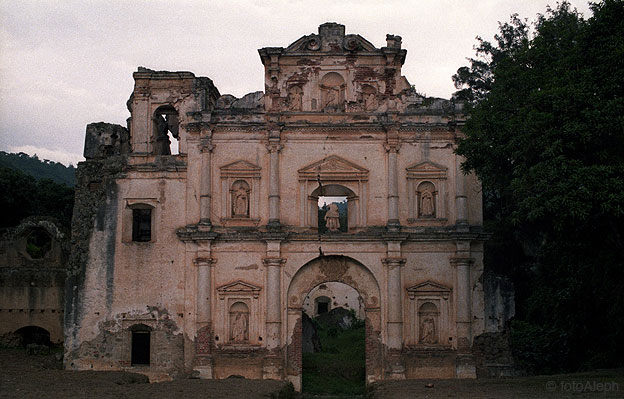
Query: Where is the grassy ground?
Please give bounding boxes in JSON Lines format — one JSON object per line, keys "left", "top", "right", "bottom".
{"left": 302, "top": 321, "right": 366, "bottom": 397}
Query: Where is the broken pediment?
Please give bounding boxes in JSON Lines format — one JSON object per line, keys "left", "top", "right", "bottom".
{"left": 298, "top": 155, "right": 369, "bottom": 181}
{"left": 217, "top": 280, "right": 261, "bottom": 299}
{"left": 220, "top": 160, "right": 261, "bottom": 178}
{"left": 407, "top": 281, "right": 451, "bottom": 299}
{"left": 406, "top": 161, "right": 448, "bottom": 180}
{"left": 283, "top": 23, "right": 378, "bottom": 54}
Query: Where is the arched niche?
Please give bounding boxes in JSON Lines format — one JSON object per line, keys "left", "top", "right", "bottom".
{"left": 285, "top": 255, "right": 382, "bottom": 389}
{"left": 313, "top": 184, "right": 354, "bottom": 232}
{"left": 320, "top": 72, "right": 346, "bottom": 112}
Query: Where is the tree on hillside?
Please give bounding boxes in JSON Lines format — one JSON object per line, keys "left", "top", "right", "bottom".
{"left": 0, "top": 167, "right": 74, "bottom": 229}
{"left": 0, "top": 151, "right": 76, "bottom": 186}
{"left": 453, "top": 0, "right": 624, "bottom": 372}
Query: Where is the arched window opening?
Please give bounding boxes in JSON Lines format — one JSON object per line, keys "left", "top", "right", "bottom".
{"left": 153, "top": 105, "right": 179, "bottom": 155}
{"left": 318, "top": 195, "right": 347, "bottom": 233}
{"left": 25, "top": 228, "right": 52, "bottom": 259}
{"left": 131, "top": 324, "right": 151, "bottom": 366}
{"left": 229, "top": 302, "right": 249, "bottom": 343}
{"left": 15, "top": 326, "right": 51, "bottom": 346}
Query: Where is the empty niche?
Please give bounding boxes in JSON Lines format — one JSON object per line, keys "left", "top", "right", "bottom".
{"left": 320, "top": 72, "right": 345, "bottom": 112}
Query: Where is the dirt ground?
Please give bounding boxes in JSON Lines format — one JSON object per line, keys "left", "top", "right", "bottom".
{"left": 368, "top": 369, "right": 624, "bottom": 399}
{"left": 2, "top": 348, "right": 623, "bottom": 399}
{"left": 0, "top": 349, "right": 292, "bottom": 399}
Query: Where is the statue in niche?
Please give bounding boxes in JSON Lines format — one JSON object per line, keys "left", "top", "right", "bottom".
{"left": 421, "top": 191, "right": 435, "bottom": 217}
{"left": 419, "top": 315, "right": 437, "bottom": 344}
{"left": 358, "top": 84, "right": 378, "bottom": 112}
{"left": 231, "top": 180, "right": 250, "bottom": 217}
{"left": 324, "top": 86, "right": 339, "bottom": 109}
{"left": 153, "top": 114, "right": 171, "bottom": 155}
{"left": 324, "top": 203, "right": 341, "bottom": 232}
{"left": 230, "top": 311, "right": 249, "bottom": 343}
{"left": 288, "top": 86, "right": 303, "bottom": 111}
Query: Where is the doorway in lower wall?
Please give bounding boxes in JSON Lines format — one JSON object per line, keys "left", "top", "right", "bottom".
{"left": 301, "top": 281, "right": 365, "bottom": 397}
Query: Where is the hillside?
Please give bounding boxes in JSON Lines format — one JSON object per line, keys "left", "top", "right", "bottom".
{"left": 0, "top": 151, "right": 75, "bottom": 187}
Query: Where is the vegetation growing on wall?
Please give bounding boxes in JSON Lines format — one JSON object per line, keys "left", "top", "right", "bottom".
{"left": 453, "top": 0, "right": 624, "bottom": 373}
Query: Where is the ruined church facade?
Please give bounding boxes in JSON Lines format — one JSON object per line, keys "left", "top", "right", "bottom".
{"left": 65, "top": 24, "right": 487, "bottom": 388}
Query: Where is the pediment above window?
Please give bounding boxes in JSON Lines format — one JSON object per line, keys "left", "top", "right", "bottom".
{"left": 298, "top": 155, "right": 368, "bottom": 181}
{"left": 407, "top": 281, "right": 451, "bottom": 299}
{"left": 217, "top": 280, "right": 261, "bottom": 299}
{"left": 220, "top": 160, "right": 261, "bottom": 178}
{"left": 406, "top": 161, "right": 448, "bottom": 180}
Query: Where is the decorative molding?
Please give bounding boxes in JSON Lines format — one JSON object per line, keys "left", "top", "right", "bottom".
{"left": 406, "top": 161, "right": 448, "bottom": 180}
{"left": 217, "top": 280, "right": 261, "bottom": 300}
{"left": 407, "top": 281, "right": 451, "bottom": 300}
{"left": 298, "top": 155, "right": 369, "bottom": 182}
{"left": 219, "top": 160, "right": 261, "bottom": 178}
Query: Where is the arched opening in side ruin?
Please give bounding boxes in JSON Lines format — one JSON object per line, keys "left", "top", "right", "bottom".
{"left": 301, "top": 281, "right": 366, "bottom": 395}
{"left": 152, "top": 105, "right": 180, "bottom": 155}
{"left": 286, "top": 255, "right": 382, "bottom": 393}
{"left": 130, "top": 324, "right": 151, "bottom": 366}
{"left": 25, "top": 228, "right": 52, "bottom": 259}
{"left": 15, "top": 326, "right": 51, "bottom": 346}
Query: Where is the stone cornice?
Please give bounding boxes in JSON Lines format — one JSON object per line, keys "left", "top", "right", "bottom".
{"left": 176, "top": 224, "right": 488, "bottom": 243}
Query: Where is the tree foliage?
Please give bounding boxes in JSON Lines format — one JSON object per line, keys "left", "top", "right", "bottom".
{"left": 0, "top": 166, "right": 74, "bottom": 229}
{"left": 453, "top": 0, "right": 624, "bottom": 372}
{"left": 0, "top": 151, "right": 76, "bottom": 187}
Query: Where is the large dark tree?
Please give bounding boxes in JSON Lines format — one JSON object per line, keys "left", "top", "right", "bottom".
{"left": 453, "top": 0, "right": 624, "bottom": 372}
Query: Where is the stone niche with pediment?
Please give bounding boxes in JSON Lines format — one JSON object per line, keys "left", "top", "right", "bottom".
{"left": 219, "top": 160, "right": 261, "bottom": 226}
{"left": 406, "top": 281, "right": 452, "bottom": 348}
{"left": 406, "top": 161, "right": 448, "bottom": 223}
{"left": 298, "top": 155, "right": 369, "bottom": 230}
{"left": 215, "top": 280, "right": 261, "bottom": 347}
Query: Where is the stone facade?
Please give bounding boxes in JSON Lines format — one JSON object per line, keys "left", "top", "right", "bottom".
{"left": 0, "top": 217, "right": 68, "bottom": 346}
{"left": 65, "top": 23, "right": 488, "bottom": 389}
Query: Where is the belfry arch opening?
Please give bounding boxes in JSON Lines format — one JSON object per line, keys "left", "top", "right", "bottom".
{"left": 286, "top": 255, "right": 382, "bottom": 392}
{"left": 152, "top": 105, "right": 180, "bottom": 155}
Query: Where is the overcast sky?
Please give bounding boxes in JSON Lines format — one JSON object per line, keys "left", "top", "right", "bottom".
{"left": 0, "top": 0, "right": 592, "bottom": 166}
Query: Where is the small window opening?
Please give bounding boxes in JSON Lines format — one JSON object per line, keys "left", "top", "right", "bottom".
{"left": 25, "top": 229, "right": 52, "bottom": 259}
{"left": 315, "top": 296, "right": 331, "bottom": 316}
{"left": 153, "top": 106, "right": 179, "bottom": 155}
{"left": 318, "top": 196, "right": 347, "bottom": 233}
{"left": 132, "top": 208, "right": 152, "bottom": 242}
{"left": 131, "top": 325, "right": 151, "bottom": 365}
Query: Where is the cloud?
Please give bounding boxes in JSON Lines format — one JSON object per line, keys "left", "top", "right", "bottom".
{"left": 6, "top": 145, "right": 84, "bottom": 167}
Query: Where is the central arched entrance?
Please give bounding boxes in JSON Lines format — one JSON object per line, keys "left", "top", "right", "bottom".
{"left": 285, "top": 255, "right": 382, "bottom": 391}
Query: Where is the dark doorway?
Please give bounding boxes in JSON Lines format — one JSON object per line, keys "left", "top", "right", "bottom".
{"left": 15, "top": 326, "right": 51, "bottom": 346}
{"left": 131, "top": 326, "right": 151, "bottom": 366}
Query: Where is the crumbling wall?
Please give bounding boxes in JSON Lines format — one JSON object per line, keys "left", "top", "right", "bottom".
{"left": 64, "top": 156, "right": 126, "bottom": 363}
{"left": 0, "top": 217, "right": 69, "bottom": 345}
